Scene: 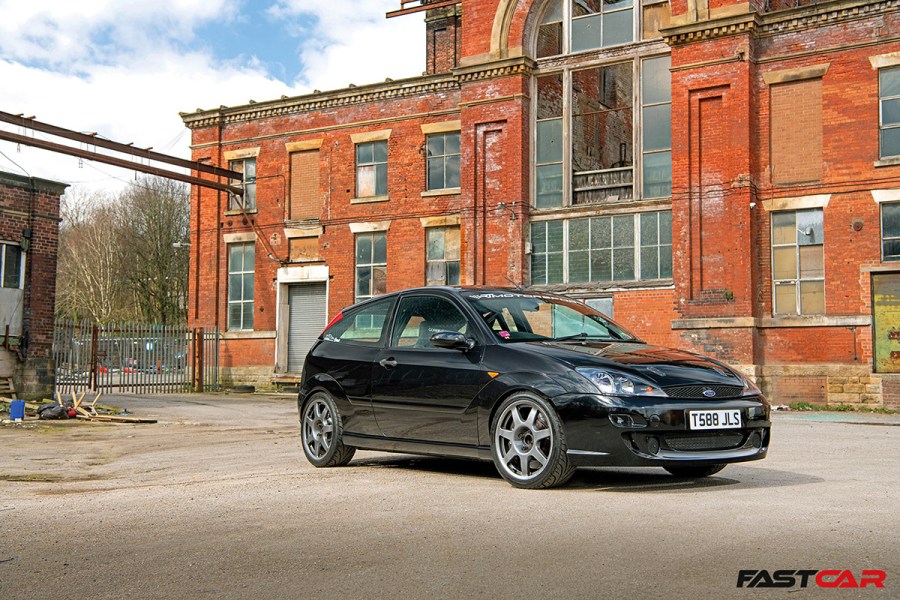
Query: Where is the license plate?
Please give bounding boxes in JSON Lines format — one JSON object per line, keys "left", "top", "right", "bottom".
{"left": 688, "top": 409, "right": 742, "bottom": 430}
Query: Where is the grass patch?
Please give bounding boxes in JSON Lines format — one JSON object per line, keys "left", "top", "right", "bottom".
{"left": 786, "top": 402, "right": 899, "bottom": 415}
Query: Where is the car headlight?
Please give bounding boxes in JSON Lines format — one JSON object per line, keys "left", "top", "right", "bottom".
{"left": 741, "top": 376, "right": 762, "bottom": 397}
{"left": 576, "top": 368, "right": 668, "bottom": 397}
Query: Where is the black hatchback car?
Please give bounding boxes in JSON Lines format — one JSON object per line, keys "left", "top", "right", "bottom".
{"left": 298, "top": 287, "right": 770, "bottom": 489}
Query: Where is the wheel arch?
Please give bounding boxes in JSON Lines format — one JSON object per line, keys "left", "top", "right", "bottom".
{"left": 477, "top": 372, "right": 568, "bottom": 446}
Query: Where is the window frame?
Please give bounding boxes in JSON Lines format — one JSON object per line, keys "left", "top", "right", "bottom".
{"left": 880, "top": 66, "right": 900, "bottom": 159}
{"left": 0, "top": 242, "right": 24, "bottom": 290}
{"left": 881, "top": 202, "right": 900, "bottom": 262}
{"left": 530, "top": 210, "right": 672, "bottom": 285}
{"left": 227, "top": 242, "right": 255, "bottom": 331}
{"left": 355, "top": 231, "right": 388, "bottom": 303}
{"left": 355, "top": 140, "right": 388, "bottom": 199}
{"left": 425, "top": 132, "right": 461, "bottom": 191}
{"left": 531, "top": 55, "right": 672, "bottom": 211}
{"left": 770, "top": 209, "right": 826, "bottom": 316}
{"left": 425, "top": 226, "right": 461, "bottom": 286}
{"left": 228, "top": 157, "right": 257, "bottom": 212}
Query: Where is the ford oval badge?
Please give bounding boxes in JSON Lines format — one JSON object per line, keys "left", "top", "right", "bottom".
{"left": 702, "top": 388, "right": 716, "bottom": 398}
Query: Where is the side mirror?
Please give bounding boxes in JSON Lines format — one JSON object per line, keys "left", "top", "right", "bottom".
{"left": 430, "top": 331, "right": 475, "bottom": 351}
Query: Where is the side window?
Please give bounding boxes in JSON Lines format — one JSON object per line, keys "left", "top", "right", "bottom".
{"left": 390, "top": 296, "right": 470, "bottom": 348}
{"left": 323, "top": 298, "right": 394, "bottom": 346}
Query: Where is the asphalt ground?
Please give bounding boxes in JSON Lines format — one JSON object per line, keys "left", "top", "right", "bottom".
{"left": 0, "top": 394, "right": 897, "bottom": 599}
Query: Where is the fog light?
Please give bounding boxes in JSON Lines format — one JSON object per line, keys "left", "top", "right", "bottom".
{"left": 647, "top": 436, "right": 660, "bottom": 456}
{"left": 749, "top": 430, "right": 763, "bottom": 449}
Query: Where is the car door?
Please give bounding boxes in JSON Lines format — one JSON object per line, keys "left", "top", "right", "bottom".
{"left": 307, "top": 296, "right": 395, "bottom": 437}
{"left": 371, "top": 293, "right": 490, "bottom": 445}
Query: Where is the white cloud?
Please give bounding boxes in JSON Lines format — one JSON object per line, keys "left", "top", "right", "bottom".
{"left": 269, "top": 0, "right": 424, "bottom": 91}
{"left": 0, "top": 0, "right": 424, "bottom": 195}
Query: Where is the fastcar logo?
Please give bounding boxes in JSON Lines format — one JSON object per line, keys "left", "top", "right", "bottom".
{"left": 737, "top": 570, "right": 886, "bottom": 589}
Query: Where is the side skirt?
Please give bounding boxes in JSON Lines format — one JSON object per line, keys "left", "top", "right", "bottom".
{"left": 344, "top": 433, "right": 492, "bottom": 461}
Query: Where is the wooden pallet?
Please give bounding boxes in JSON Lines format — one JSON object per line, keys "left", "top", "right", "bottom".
{"left": 0, "top": 378, "right": 16, "bottom": 400}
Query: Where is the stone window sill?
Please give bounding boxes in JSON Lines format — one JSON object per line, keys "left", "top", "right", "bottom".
{"left": 875, "top": 156, "right": 900, "bottom": 168}
{"left": 350, "top": 195, "right": 389, "bottom": 205}
{"left": 421, "top": 188, "right": 461, "bottom": 198}
{"left": 224, "top": 209, "right": 258, "bottom": 216}
{"left": 222, "top": 330, "right": 276, "bottom": 340}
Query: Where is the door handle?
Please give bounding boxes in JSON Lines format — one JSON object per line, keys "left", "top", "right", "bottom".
{"left": 379, "top": 358, "right": 398, "bottom": 368}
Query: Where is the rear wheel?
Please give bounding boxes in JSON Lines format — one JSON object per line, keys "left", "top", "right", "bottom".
{"left": 491, "top": 393, "right": 575, "bottom": 489}
{"left": 301, "top": 391, "right": 355, "bottom": 467}
{"left": 664, "top": 464, "right": 726, "bottom": 478}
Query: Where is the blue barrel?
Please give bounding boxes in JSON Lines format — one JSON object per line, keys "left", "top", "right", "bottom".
{"left": 9, "top": 400, "right": 25, "bottom": 420}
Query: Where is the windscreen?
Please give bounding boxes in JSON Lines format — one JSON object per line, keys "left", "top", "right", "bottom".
{"left": 463, "top": 291, "right": 637, "bottom": 343}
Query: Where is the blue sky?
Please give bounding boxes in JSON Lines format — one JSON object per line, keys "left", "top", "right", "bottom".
{"left": 0, "top": 0, "right": 423, "bottom": 195}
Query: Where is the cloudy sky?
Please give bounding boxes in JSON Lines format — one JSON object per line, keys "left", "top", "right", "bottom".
{"left": 0, "top": 0, "right": 423, "bottom": 195}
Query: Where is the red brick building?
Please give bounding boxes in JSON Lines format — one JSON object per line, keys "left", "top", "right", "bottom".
{"left": 182, "top": 0, "right": 900, "bottom": 407}
{"left": 0, "top": 171, "right": 67, "bottom": 399}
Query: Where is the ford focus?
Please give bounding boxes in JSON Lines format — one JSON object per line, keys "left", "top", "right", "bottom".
{"left": 298, "top": 287, "right": 770, "bottom": 489}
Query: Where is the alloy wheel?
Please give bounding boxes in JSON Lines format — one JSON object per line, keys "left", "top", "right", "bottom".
{"left": 303, "top": 398, "right": 334, "bottom": 459}
{"left": 494, "top": 399, "right": 554, "bottom": 480}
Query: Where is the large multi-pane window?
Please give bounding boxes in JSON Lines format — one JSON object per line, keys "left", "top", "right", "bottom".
{"left": 880, "top": 67, "right": 900, "bottom": 159}
{"left": 771, "top": 209, "right": 825, "bottom": 315}
{"left": 881, "top": 203, "right": 900, "bottom": 261}
{"left": 228, "top": 158, "right": 256, "bottom": 211}
{"left": 1, "top": 243, "right": 23, "bottom": 289}
{"left": 531, "top": 211, "right": 671, "bottom": 285}
{"left": 426, "top": 133, "right": 461, "bottom": 190}
{"left": 425, "top": 227, "right": 460, "bottom": 286}
{"left": 534, "top": 60, "right": 671, "bottom": 208}
{"left": 355, "top": 232, "right": 387, "bottom": 302}
{"left": 356, "top": 141, "right": 388, "bottom": 198}
{"left": 227, "top": 242, "right": 255, "bottom": 330}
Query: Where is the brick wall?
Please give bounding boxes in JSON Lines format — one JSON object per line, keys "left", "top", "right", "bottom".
{"left": 0, "top": 171, "right": 66, "bottom": 399}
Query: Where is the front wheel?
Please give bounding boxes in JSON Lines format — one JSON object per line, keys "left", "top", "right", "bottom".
{"left": 301, "top": 391, "right": 356, "bottom": 467}
{"left": 491, "top": 393, "right": 575, "bottom": 489}
{"left": 664, "top": 464, "right": 726, "bottom": 478}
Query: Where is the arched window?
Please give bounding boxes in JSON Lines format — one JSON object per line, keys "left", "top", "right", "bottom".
{"left": 530, "top": 0, "right": 673, "bottom": 286}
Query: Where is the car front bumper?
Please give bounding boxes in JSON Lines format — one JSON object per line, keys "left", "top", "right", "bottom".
{"left": 552, "top": 393, "right": 771, "bottom": 468}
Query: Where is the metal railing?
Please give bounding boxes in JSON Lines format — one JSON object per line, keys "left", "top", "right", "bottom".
{"left": 53, "top": 320, "right": 219, "bottom": 394}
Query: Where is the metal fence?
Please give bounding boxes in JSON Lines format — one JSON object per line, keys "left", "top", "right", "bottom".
{"left": 53, "top": 320, "right": 219, "bottom": 394}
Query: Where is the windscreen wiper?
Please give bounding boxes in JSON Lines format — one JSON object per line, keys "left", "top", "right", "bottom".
{"left": 552, "top": 332, "right": 617, "bottom": 342}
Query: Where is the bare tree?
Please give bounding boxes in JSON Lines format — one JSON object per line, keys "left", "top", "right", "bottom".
{"left": 117, "top": 177, "right": 190, "bottom": 325}
{"left": 55, "top": 177, "right": 190, "bottom": 325}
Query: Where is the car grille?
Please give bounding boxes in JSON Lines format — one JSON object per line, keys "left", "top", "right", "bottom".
{"left": 663, "top": 384, "right": 743, "bottom": 399}
{"left": 666, "top": 433, "right": 744, "bottom": 451}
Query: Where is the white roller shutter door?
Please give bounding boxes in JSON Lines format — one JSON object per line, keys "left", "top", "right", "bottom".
{"left": 288, "top": 283, "right": 327, "bottom": 373}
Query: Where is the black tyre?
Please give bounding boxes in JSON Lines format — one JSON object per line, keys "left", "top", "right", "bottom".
{"left": 490, "top": 393, "right": 575, "bottom": 489}
{"left": 664, "top": 464, "right": 726, "bottom": 478}
{"left": 300, "top": 391, "right": 356, "bottom": 467}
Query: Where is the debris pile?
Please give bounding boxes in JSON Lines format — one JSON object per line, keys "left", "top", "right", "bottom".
{"left": 1, "top": 389, "right": 156, "bottom": 424}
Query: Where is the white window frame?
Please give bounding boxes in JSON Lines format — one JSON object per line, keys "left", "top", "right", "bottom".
{"left": 0, "top": 242, "right": 25, "bottom": 289}
{"left": 530, "top": 210, "right": 672, "bottom": 285}
{"left": 227, "top": 242, "right": 255, "bottom": 331}
{"left": 880, "top": 66, "right": 900, "bottom": 159}
{"left": 228, "top": 157, "right": 257, "bottom": 212}
{"left": 770, "top": 209, "right": 825, "bottom": 315}
{"left": 881, "top": 201, "right": 900, "bottom": 261}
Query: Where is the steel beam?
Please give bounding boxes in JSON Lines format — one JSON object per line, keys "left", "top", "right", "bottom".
{"left": 0, "top": 111, "right": 241, "bottom": 180}
{"left": 0, "top": 130, "right": 243, "bottom": 195}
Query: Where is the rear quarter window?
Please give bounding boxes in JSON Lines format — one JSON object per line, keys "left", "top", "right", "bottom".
{"left": 323, "top": 297, "right": 394, "bottom": 346}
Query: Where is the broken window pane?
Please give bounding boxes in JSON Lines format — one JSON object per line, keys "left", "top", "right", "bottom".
{"left": 796, "top": 209, "right": 823, "bottom": 246}
{"left": 572, "top": 63, "right": 633, "bottom": 173}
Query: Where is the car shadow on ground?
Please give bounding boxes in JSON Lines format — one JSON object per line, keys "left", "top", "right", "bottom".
{"left": 349, "top": 455, "right": 823, "bottom": 492}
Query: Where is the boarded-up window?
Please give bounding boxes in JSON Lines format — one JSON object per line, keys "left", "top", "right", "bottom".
{"left": 289, "top": 237, "right": 319, "bottom": 262}
{"left": 290, "top": 151, "right": 321, "bottom": 220}
{"left": 770, "top": 79, "right": 822, "bottom": 184}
